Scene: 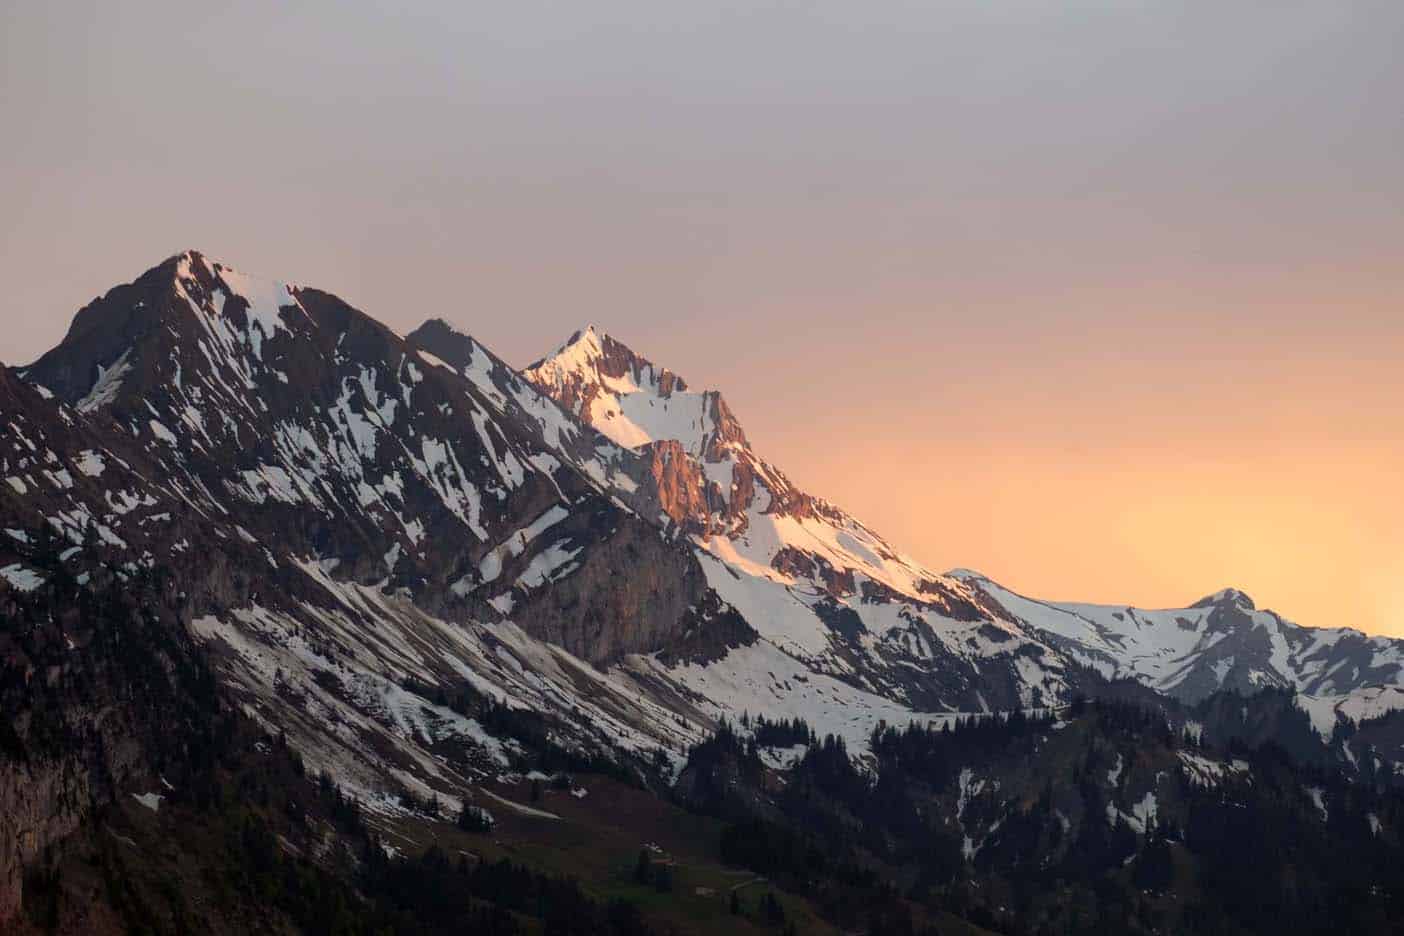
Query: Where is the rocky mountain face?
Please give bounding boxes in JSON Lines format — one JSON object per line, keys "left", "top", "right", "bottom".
{"left": 21, "top": 253, "right": 707, "bottom": 663}
{"left": 515, "top": 323, "right": 1404, "bottom": 721}
{"left": 520, "top": 324, "right": 828, "bottom": 533}
{"left": 515, "top": 325, "right": 1077, "bottom": 714}
{"left": 5, "top": 251, "right": 1404, "bottom": 928}
{"left": 2, "top": 255, "right": 720, "bottom": 919}
{"left": 0, "top": 569, "right": 218, "bottom": 923}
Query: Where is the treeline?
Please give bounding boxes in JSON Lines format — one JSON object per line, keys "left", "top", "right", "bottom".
{"left": 870, "top": 708, "right": 1059, "bottom": 790}
{"left": 680, "top": 695, "right": 1404, "bottom": 935}
{"left": 740, "top": 712, "right": 817, "bottom": 748}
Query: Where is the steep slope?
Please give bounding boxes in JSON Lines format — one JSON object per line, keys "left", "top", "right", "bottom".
{"left": 517, "top": 325, "right": 1404, "bottom": 728}
{"left": 6, "top": 254, "right": 724, "bottom": 837}
{"left": 22, "top": 253, "right": 708, "bottom": 664}
{"left": 517, "top": 326, "right": 1075, "bottom": 712}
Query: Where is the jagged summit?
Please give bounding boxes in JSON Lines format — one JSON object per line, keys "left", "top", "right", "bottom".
{"left": 532, "top": 323, "right": 601, "bottom": 362}
{"left": 405, "top": 316, "right": 479, "bottom": 370}
{"left": 528, "top": 323, "right": 656, "bottom": 374}
{"left": 22, "top": 250, "right": 314, "bottom": 410}
{"left": 171, "top": 248, "right": 219, "bottom": 269}
{"left": 1192, "top": 587, "right": 1256, "bottom": 610}
{"left": 523, "top": 326, "right": 740, "bottom": 455}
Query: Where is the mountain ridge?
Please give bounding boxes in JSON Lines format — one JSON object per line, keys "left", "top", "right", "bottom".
{"left": 5, "top": 249, "right": 1404, "bottom": 933}
{"left": 6, "top": 250, "right": 1403, "bottom": 788}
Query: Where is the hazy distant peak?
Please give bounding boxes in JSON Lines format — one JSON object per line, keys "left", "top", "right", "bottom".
{"left": 1192, "top": 587, "right": 1256, "bottom": 610}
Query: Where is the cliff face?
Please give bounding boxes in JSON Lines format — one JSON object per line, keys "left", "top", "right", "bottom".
{"left": 0, "top": 704, "right": 151, "bottom": 923}
{"left": 509, "top": 509, "right": 710, "bottom": 665}
{"left": 642, "top": 440, "right": 716, "bottom": 535}
{"left": 0, "top": 362, "right": 215, "bottom": 922}
{"left": 0, "top": 578, "right": 215, "bottom": 924}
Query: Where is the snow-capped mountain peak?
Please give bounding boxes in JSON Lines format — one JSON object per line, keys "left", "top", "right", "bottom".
{"left": 1192, "top": 587, "right": 1256, "bottom": 610}
{"left": 538, "top": 323, "right": 609, "bottom": 369}
{"left": 522, "top": 326, "right": 740, "bottom": 456}
{"left": 517, "top": 327, "right": 1066, "bottom": 710}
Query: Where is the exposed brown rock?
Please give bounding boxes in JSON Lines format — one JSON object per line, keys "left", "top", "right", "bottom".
{"left": 645, "top": 440, "right": 715, "bottom": 535}
{"left": 510, "top": 515, "right": 710, "bottom": 666}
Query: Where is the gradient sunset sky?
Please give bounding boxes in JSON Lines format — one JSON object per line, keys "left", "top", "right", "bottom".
{"left": 4, "top": 3, "right": 1401, "bottom": 634}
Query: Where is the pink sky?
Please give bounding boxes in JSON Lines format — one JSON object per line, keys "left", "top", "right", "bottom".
{"left": 3, "top": 3, "right": 1401, "bottom": 633}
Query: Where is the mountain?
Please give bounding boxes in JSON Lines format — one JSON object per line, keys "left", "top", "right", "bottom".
{"left": 5, "top": 251, "right": 1404, "bottom": 933}
{"left": 10, "top": 254, "right": 1404, "bottom": 778}
{"left": 13, "top": 253, "right": 724, "bottom": 800}
{"left": 514, "top": 323, "right": 1404, "bottom": 720}
{"left": 22, "top": 252, "right": 702, "bottom": 653}
{"left": 516, "top": 325, "right": 1078, "bottom": 713}
{"left": 957, "top": 573, "right": 1404, "bottom": 709}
